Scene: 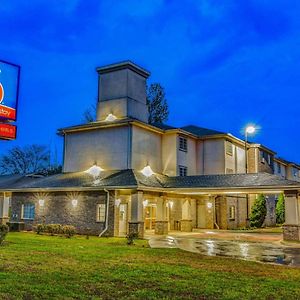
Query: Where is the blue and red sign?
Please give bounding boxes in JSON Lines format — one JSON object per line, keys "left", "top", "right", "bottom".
{"left": 0, "top": 60, "right": 20, "bottom": 121}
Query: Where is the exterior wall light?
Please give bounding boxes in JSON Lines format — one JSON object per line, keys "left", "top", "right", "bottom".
{"left": 38, "top": 199, "right": 45, "bottom": 207}
{"left": 85, "top": 165, "right": 103, "bottom": 178}
{"left": 207, "top": 202, "right": 213, "bottom": 209}
{"left": 72, "top": 199, "right": 78, "bottom": 207}
{"left": 105, "top": 113, "right": 117, "bottom": 122}
{"left": 141, "top": 165, "right": 154, "bottom": 177}
{"left": 143, "top": 199, "right": 149, "bottom": 207}
{"left": 115, "top": 198, "right": 121, "bottom": 207}
{"left": 168, "top": 201, "right": 174, "bottom": 209}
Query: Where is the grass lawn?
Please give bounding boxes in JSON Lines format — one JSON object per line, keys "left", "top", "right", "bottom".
{"left": 0, "top": 233, "right": 300, "bottom": 299}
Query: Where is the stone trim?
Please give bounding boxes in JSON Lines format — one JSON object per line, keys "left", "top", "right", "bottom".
{"left": 283, "top": 224, "right": 300, "bottom": 241}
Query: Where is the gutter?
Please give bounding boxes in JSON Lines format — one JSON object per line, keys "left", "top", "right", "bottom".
{"left": 99, "top": 189, "right": 110, "bottom": 237}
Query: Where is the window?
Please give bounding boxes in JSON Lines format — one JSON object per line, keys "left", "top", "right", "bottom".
{"left": 292, "top": 167, "right": 299, "bottom": 178}
{"left": 179, "top": 165, "right": 187, "bottom": 176}
{"left": 226, "top": 141, "right": 233, "bottom": 156}
{"left": 179, "top": 136, "right": 187, "bottom": 152}
{"left": 277, "top": 163, "right": 281, "bottom": 174}
{"left": 96, "top": 204, "right": 106, "bottom": 222}
{"left": 260, "top": 151, "right": 265, "bottom": 163}
{"left": 226, "top": 168, "right": 234, "bottom": 174}
{"left": 229, "top": 206, "right": 235, "bottom": 220}
{"left": 267, "top": 154, "right": 271, "bottom": 165}
{"left": 22, "top": 203, "right": 35, "bottom": 220}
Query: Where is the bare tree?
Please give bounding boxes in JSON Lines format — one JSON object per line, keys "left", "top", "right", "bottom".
{"left": 146, "top": 83, "right": 169, "bottom": 124}
{"left": 0, "top": 145, "right": 51, "bottom": 175}
{"left": 83, "top": 104, "right": 97, "bottom": 123}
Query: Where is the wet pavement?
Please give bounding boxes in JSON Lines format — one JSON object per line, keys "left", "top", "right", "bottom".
{"left": 149, "top": 235, "right": 300, "bottom": 267}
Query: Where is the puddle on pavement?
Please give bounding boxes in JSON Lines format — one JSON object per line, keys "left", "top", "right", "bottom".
{"left": 191, "top": 239, "right": 300, "bottom": 266}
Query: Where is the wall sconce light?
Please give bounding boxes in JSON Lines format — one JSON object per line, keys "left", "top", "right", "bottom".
{"left": 105, "top": 113, "right": 117, "bottom": 122}
{"left": 141, "top": 165, "right": 154, "bottom": 177}
{"left": 39, "top": 199, "right": 45, "bottom": 207}
{"left": 207, "top": 202, "right": 213, "bottom": 209}
{"left": 143, "top": 199, "right": 149, "bottom": 207}
{"left": 85, "top": 164, "right": 103, "bottom": 178}
{"left": 168, "top": 201, "right": 174, "bottom": 209}
{"left": 115, "top": 198, "right": 121, "bottom": 207}
{"left": 72, "top": 199, "right": 78, "bottom": 207}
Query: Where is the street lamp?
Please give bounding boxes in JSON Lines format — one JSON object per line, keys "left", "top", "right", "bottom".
{"left": 245, "top": 126, "right": 256, "bottom": 173}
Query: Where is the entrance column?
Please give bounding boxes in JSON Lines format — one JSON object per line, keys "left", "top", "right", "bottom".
{"left": 283, "top": 191, "right": 300, "bottom": 241}
{"left": 155, "top": 196, "right": 168, "bottom": 235}
{"left": 0, "top": 193, "right": 9, "bottom": 225}
{"left": 181, "top": 198, "right": 193, "bottom": 232}
{"left": 129, "top": 191, "right": 144, "bottom": 238}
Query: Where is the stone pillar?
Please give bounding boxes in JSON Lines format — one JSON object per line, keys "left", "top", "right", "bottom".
{"left": 0, "top": 193, "right": 9, "bottom": 225}
{"left": 283, "top": 191, "right": 300, "bottom": 241}
{"left": 155, "top": 196, "right": 168, "bottom": 235}
{"left": 129, "top": 191, "right": 144, "bottom": 238}
{"left": 181, "top": 198, "right": 193, "bottom": 232}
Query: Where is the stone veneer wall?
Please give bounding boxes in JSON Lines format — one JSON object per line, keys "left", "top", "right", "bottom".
{"left": 10, "top": 191, "right": 116, "bottom": 236}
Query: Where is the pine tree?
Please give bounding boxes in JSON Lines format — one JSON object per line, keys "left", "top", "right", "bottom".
{"left": 249, "top": 194, "right": 267, "bottom": 228}
{"left": 276, "top": 194, "right": 285, "bottom": 224}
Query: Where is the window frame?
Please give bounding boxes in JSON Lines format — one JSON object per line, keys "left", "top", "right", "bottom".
{"left": 229, "top": 205, "right": 235, "bottom": 220}
{"left": 225, "top": 141, "right": 233, "bottom": 156}
{"left": 178, "top": 136, "right": 188, "bottom": 152}
{"left": 21, "top": 203, "right": 35, "bottom": 220}
{"left": 96, "top": 204, "right": 106, "bottom": 222}
{"left": 178, "top": 165, "right": 188, "bottom": 177}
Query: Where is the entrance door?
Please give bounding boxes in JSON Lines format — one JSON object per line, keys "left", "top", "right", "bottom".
{"left": 119, "top": 204, "right": 128, "bottom": 236}
{"left": 144, "top": 205, "right": 156, "bottom": 230}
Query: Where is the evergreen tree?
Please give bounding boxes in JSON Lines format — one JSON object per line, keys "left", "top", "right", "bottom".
{"left": 249, "top": 194, "right": 267, "bottom": 228}
{"left": 276, "top": 194, "right": 285, "bottom": 224}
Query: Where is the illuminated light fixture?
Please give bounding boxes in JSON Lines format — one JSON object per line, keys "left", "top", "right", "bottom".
{"left": 105, "top": 113, "right": 117, "bottom": 122}
{"left": 38, "top": 199, "right": 45, "bottom": 207}
{"left": 85, "top": 165, "right": 103, "bottom": 178}
{"left": 246, "top": 125, "right": 256, "bottom": 134}
{"left": 115, "top": 199, "right": 121, "bottom": 207}
{"left": 168, "top": 201, "right": 174, "bottom": 209}
{"left": 72, "top": 199, "right": 78, "bottom": 207}
{"left": 143, "top": 199, "right": 149, "bottom": 207}
{"left": 141, "top": 165, "right": 154, "bottom": 177}
{"left": 207, "top": 202, "right": 213, "bottom": 209}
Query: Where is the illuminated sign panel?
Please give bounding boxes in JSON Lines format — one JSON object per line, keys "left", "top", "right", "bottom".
{"left": 0, "top": 123, "right": 17, "bottom": 140}
{"left": 0, "top": 60, "right": 20, "bottom": 121}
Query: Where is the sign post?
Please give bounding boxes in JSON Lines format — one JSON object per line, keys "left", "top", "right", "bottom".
{"left": 0, "top": 60, "right": 20, "bottom": 140}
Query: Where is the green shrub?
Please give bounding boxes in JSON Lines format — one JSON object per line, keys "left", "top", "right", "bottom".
{"left": 276, "top": 194, "right": 285, "bottom": 225}
{"left": 63, "top": 225, "right": 76, "bottom": 238}
{"left": 0, "top": 224, "right": 9, "bottom": 246}
{"left": 34, "top": 224, "right": 46, "bottom": 234}
{"left": 249, "top": 194, "right": 267, "bottom": 228}
{"left": 46, "top": 224, "right": 63, "bottom": 235}
{"left": 126, "top": 232, "right": 138, "bottom": 245}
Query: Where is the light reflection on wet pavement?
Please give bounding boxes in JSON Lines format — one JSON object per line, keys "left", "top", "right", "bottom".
{"left": 149, "top": 237, "right": 300, "bottom": 267}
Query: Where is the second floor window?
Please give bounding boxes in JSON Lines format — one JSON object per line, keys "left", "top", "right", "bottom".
{"left": 277, "top": 163, "right": 281, "bottom": 173}
{"left": 179, "top": 136, "right": 187, "bottom": 152}
{"left": 179, "top": 165, "right": 187, "bottom": 176}
{"left": 226, "top": 141, "right": 233, "bottom": 156}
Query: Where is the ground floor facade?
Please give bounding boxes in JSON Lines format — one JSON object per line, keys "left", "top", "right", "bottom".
{"left": 0, "top": 189, "right": 278, "bottom": 238}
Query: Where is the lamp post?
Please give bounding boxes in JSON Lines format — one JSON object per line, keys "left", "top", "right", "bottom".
{"left": 244, "top": 126, "right": 256, "bottom": 174}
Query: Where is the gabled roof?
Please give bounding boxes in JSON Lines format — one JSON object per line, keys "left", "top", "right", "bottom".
{"left": 1, "top": 170, "right": 299, "bottom": 192}
{"left": 180, "top": 125, "right": 225, "bottom": 137}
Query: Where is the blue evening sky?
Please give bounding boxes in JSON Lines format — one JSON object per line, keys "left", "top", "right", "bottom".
{"left": 0, "top": 0, "right": 300, "bottom": 164}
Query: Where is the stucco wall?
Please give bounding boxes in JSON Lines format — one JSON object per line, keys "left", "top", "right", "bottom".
{"left": 197, "top": 139, "right": 225, "bottom": 175}
{"left": 10, "top": 191, "right": 115, "bottom": 236}
{"left": 162, "top": 133, "right": 177, "bottom": 176}
{"left": 131, "top": 125, "right": 162, "bottom": 172}
{"left": 63, "top": 126, "right": 129, "bottom": 172}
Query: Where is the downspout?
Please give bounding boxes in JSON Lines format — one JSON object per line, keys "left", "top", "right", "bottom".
{"left": 99, "top": 189, "right": 110, "bottom": 237}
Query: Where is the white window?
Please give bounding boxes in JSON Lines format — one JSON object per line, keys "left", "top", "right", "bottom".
{"left": 229, "top": 206, "right": 235, "bottom": 220}
{"left": 179, "top": 136, "right": 187, "bottom": 152}
{"left": 96, "top": 204, "right": 106, "bottom": 222}
{"left": 22, "top": 203, "right": 35, "bottom": 220}
{"left": 226, "top": 141, "right": 233, "bottom": 156}
{"left": 179, "top": 165, "right": 187, "bottom": 176}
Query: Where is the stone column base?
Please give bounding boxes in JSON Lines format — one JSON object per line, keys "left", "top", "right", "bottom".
{"left": 283, "top": 224, "right": 300, "bottom": 241}
{"left": 0, "top": 217, "right": 9, "bottom": 225}
{"left": 180, "top": 219, "right": 193, "bottom": 232}
{"left": 155, "top": 221, "right": 168, "bottom": 235}
{"left": 128, "top": 222, "right": 144, "bottom": 238}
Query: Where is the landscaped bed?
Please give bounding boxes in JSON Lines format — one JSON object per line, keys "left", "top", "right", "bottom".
{"left": 0, "top": 233, "right": 300, "bottom": 299}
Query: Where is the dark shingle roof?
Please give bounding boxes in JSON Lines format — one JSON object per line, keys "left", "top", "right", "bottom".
{"left": 1, "top": 170, "right": 299, "bottom": 191}
{"left": 151, "top": 123, "right": 176, "bottom": 130}
{"left": 180, "top": 125, "right": 225, "bottom": 137}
